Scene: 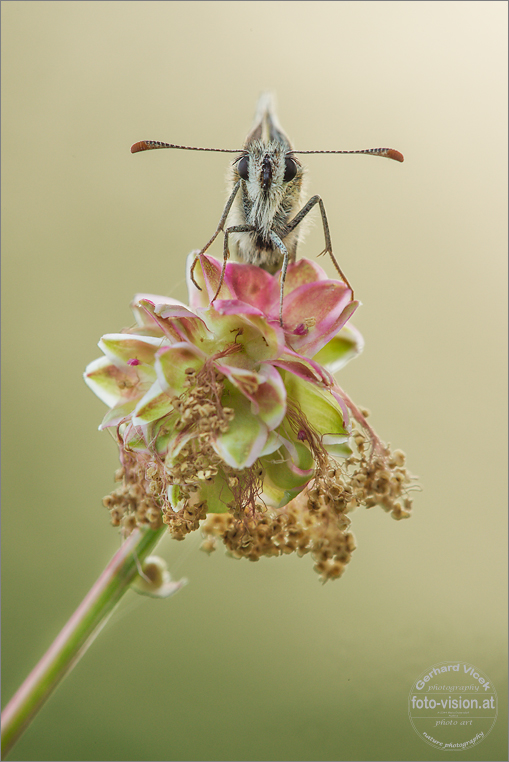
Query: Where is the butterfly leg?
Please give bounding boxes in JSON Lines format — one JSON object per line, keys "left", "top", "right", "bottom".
{"left": 286, "top": 195, "right": 354, "bottom": 297}
{"left": 190, "top": 180, "right": 242, "bottom": 290}
{"left": 269, "top": 231, "right": 289, "bottom": 327}
{"left": 210, "top": 224, "right": 255, "bottom": 303}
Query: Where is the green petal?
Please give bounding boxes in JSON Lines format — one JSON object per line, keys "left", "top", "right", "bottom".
{"left": 323, "top": 442, "right": 353, "bottom": 458}
{"left": 99, "top": 398, "right": 138, "bottom": 429}
{"left": 312, "top": 325, "right": 364, "bottom": 373}
{"left": 213, "top": 382, "right": 268, "bottom": 468}
{"left": 261, "top": 439, "right": 314, "bottom": 492}
{"left": 151, "top": 414, "right": 179, "bottom": 455}
{"left": 84, "top": 356, "right": 154, "bottom": 408}
{"left": 195, "top": 473, "right": 234, "bottom": 514}
{"left": 217, "top": 364, "right": 286, "bottom": 431}
{"left": 132, "top": 382, "right": 174, "bottom": 425}
{"left": 168, "top": 476, "right": 233, "bottom": 514}
{"left": 156, "top": 343, "right": 205, "bottom": 396}
{"left": 206, "top": 310, "right": 280, "bottom": 363}
{"left": 252, "top": 365, "right": 286, "bottom": 430}
{"left": 283, "top": 373, "right": 349, "bottom": 439}
{"left": 260, "top": 430, "right": 283, "bottom": 457}
{"left": 99, "top": 334, "right": 165, "bottom": 366}
{"left": 84, "top": 357, "right": 125, "bottom": 407}
{"left": 167, "top": 484, "right": 182, "bottom": 511}
{"left": 122, "top": 425, "right": 150, "bottom": 453}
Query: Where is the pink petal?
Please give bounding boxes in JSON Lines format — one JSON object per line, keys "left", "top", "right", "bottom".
{"left": 283, "top": 258, "right": 329, "bottom": 293}
{"left": 214, "top": 365, "right": 262, "bottom": 408}
{"left": 282, "top": 280, "right": 358, "bottom": 356}
{"left": 187, "top": 253, "right": 235, "bottom": 309}
{"left": 283, "top": 279, "right": 351, "bottom": 323}
{"left": 131, "top": 294, "right": 188, "bottom": 332}
{"left": 296, "top": 300, "right": 359, "bottom": 358}
{"left": 212, "top": 299, "right": 265, "bottom": 317}
{"left": 271, "top": 359, "right": 325, "bottom": 386}
{"left": 253, "top": 365, "right": 287, "bottom": 430}
{"left": 273, "top": 348, "right": 335, "bottom": 387}
{"left": 216, "top": 363, "right": 286, "bottom": 430}
{"left": 223, "top": 261, "right": 279, "bottom": 312}
{"left": 330, "top": 388, "right": 351, "bottom": 428}
{"left": 136, "top": 299, "right": 211, "bottom": 345}
{"left": 133, "top": 293, "right": 187, "bottom": 307}
{"left": 154, "top": 303, "right": 213, "bottom": 344}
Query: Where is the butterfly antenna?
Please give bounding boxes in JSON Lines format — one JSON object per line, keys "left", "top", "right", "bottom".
{"left": 131, "top": 141, "right": 241, "bottom": 154}
{"left": 293, "top": 147, "right": 404, "bottom": 162}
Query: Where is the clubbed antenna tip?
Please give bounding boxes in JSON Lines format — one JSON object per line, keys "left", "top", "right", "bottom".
{"left": 130, "top": 140, "right": 240, "bottom": 154}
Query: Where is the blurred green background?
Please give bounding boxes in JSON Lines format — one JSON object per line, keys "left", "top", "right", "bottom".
{"left": 2, "top": 2, "right": 507, "bottom": 760}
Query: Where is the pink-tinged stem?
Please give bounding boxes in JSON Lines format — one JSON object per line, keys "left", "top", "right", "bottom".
{"left": 1, "top": 525, "right": 176, "bottom": 759}
{"left": 333, "top": 382, "right": 385, "bottom": 456}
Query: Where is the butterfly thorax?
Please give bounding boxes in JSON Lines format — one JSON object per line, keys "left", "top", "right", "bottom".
{"left": 228, "top": 139, "right": 304, "bottom": 272}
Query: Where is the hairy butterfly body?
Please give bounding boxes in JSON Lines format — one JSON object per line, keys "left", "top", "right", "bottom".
{"left": 131, "top": 94, "right": 403, "bottom": 325}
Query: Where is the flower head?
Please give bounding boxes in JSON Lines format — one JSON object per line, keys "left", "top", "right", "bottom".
{"left": 85, "top": 253, "right": 416, "bottom": 581}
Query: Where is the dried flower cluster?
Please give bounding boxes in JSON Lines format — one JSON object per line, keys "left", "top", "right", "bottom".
{"left": 85, "top": 253, "right": 416, "bottom": 580}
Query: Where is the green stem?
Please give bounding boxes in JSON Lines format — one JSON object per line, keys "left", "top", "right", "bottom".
{"left": 1, "top": 525, "right": 178, "bottom": 759}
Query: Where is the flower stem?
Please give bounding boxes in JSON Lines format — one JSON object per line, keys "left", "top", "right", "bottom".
{"left": 1, "top": 525, "right": 178, "bottom": 759}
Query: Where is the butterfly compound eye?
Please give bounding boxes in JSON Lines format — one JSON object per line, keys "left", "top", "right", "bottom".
{"left": 284, "top": 157, "right": 297, "bottom": 182}
{"left": 237, "top": 156, "right": 249, "bottom": 180}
